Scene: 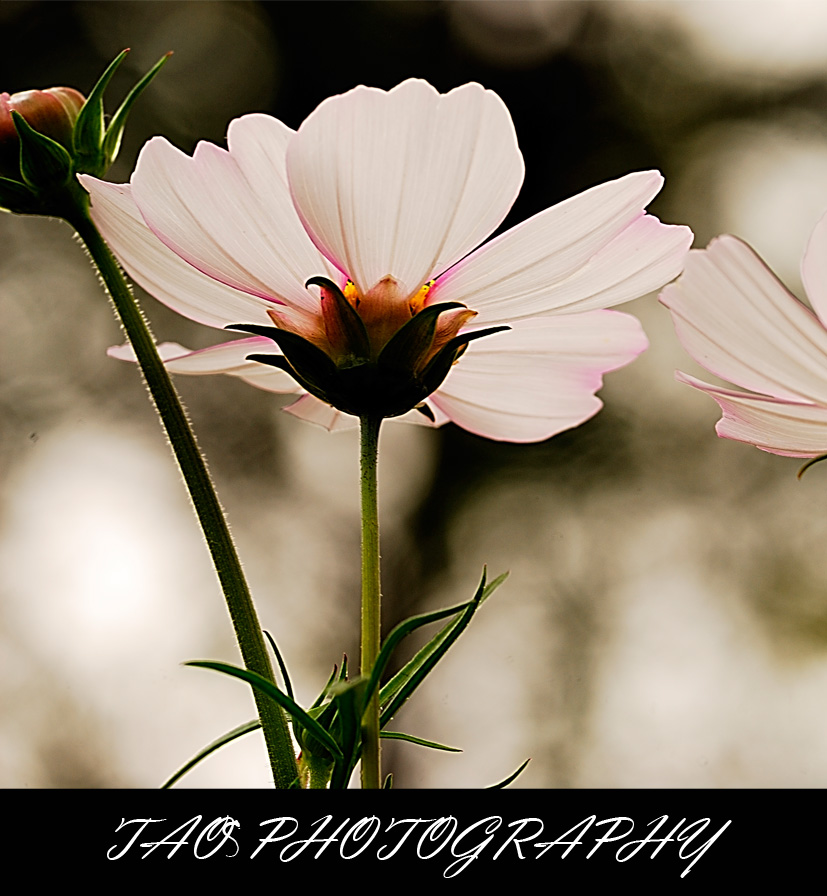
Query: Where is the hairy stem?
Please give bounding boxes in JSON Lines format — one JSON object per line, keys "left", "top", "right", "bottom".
{"left": 359, "top": 414, "right": 382, "bottom": 789}
{"left": 67, "top": 202, "right": 298, "bottom": 788}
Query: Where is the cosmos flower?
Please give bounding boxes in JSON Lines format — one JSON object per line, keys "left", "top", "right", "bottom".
{"left": 81, "top": 79, "right": 691, "bottom": 442}
{"left": 660, "top": 212, "right": 827, "bottom": 457}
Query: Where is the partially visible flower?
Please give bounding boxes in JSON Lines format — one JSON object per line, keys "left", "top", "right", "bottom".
{"left": 660, "top": 212, "right": 827, "bottom": 457}
{"left": 82, "top": 79, "right": 692, "bottom": 442}
{"left": 0, "top": 87, "right": 84, "bottom": 178}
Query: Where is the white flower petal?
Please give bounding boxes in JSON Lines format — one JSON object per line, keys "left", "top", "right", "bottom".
{"left": 431, "top": 311, "right": 647, "bottom": 442}
{"left": 660, "top": 235, "right": 827, "bottom": 404}
{"left": 282, "top": 394, "right": 359, "bottom": 431}
{"left": 90, "top": 81, "right": 680, "bottom": 443}
{"left": 281, "top": 396, "right": 447, "bottom": 432}
{"left": 108, "top": 338, "right": 301, "bottom": 394}
{"left": 676, "top": 372, "right": 827, "bottom": 457}
{"left": 79, "top": 177, "right": 275, "bottom": 329}
{"left": 435, "top": 171, "right": 690, "bottom": 322}
{"left": 286, "top": 79, "right": 523, "bottom": 294}
{"left": 390, "top": 404, "right": 450, "bottom": 428}
{"left": 801, "top": 209, "right": 827, "bottom": 326}
{"left": 128, "top": 116, "right": 336, "bottom": 310}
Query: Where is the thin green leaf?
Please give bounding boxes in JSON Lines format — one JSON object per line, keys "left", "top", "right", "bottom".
{"left": 328, "top": 679, "right": 368, "bottom": 789}
{"left": 161, "top": 720, "right": 261, "bottom": 789}
{"left": 379, "top": 570, "right": 507, "bottom": 708}
{"left": 102, "top": 52, "right": 172, "bottom": 167}
{"left": 486, "top": 758, "right": 530, "bottom": 790}
{"left": 73, "top": 49, "right": 128, "bottom": 162}
{"left": 380, "top": 731, "right": 462, "bottom": 752}
{"left": 383, "top": 774, "right": 393, "bottom": 789}
{"left": 311, "top": 663, "right": 341, "bottom": 711}
{"left": 364, "top": 599, "right": 477, "bottom": 709}
{"left": 378, "top": 615, "right": 464, "bottom": 709}
{"left": 186, "top": 660, "right": 343, "bottom": 760}
{"left": 263, "top": 630, "right": 293, "bottom": 701}
{"left": 380, "top": 570, "right": 508, "bottom": 727}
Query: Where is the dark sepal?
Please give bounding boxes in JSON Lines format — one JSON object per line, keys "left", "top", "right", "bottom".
{"left": 227, "top": 321, "right": 282, "bottom": 340}
{"left": 306, "top": 275, "right": 370, "bottom": 364}
{"left": 12, "top": 111, "right": 73, "bottom": 190}
{"left": 231, "top": 321, "right": 343, "bottom": 403}
{"left": 235, "top": 319, "right": 510, "bottom": 421}
{"left": 240, "top": 325, "right": 425, "bottom": 419}
{"left": 234, "top": 327, "right": 324, "bottom": 372}
{"left": 0, "top": 175, "right": 36, "bottom": 214}
{"left": 417, "top": 325, "right": 510, "bottom": 398}
{"left": 798, "top": 453, "right": 827, "bottom": 479}
{"left": 376, "top": 301, "right": 465, "bottom": 375}
{"left": 245, "top": 354, "right": 294, "bottom": 376}
{"left": 415, "top": 403, "right": 436, "bottom": 422}
{"left": 333, "top": 362, "right": 431, "bottom": 418}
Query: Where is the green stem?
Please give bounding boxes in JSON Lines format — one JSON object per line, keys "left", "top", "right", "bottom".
{"left": 359, "top": 414, "right": 382, "bottom": 789}
{"left": 66, "top": 200, "right": 298, "bottom": 789}
{"left": 300, "top": 754, "right": 335, "bottom": 790}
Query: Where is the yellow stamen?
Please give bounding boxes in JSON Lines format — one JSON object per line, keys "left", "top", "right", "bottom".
{"left": 343, "top": 279, "right": 361, "bottom": 307}
{"left": 410, "top": 279, "right": 435, "bottom": 315}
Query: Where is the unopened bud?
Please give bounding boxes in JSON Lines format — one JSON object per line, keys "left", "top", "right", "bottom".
{"left": 0, "top": 87, "right": 84, "bottom": 179}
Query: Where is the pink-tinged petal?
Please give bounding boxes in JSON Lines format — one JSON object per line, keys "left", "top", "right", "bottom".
{"left": 128, "top": 115, "right": 336, "bottom": 310}
{"left": 392, "top": 403, "right": 451, "bottom": 428}
{"left": 661, "top": 236, "right": 827, "bottom": 404}
{"left": 281, "top": 395, "right": 447, "bottom": 432}
{"left": 676, "top": 372, "right": 827, "bottom": 457}
{"left": 108, "top": 338, "right": 302, "bottom": 394}
{"left": 801, "top": 210, "right": 827, "bottom": 326}
{"left": 234, "top": 366, "right": 306, "bottom": 394}
{"left": 430, "top": 311, "right": 647, "bottom": 442}
{"left": 79, "top": 177, "right": 275, "bottom": 329}
{"left": 435, "top": 171, "right": 690, "bottom": 322}
{"left": 282, "top": 394, "right": 359, "bottom": 431}
{"left": 286, "top": 79, "right": 523, "bottom": 294}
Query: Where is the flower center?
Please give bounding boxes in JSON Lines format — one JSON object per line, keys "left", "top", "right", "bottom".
{"left": 232, "top": 276, "right": 508, "bottom": 419}
{"left": 343, "top": 277, "right": 433, "bottom": 317}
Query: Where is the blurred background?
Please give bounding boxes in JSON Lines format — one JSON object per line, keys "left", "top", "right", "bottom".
{"left": 4, "top": 0, "right": 827, "bottom": 788}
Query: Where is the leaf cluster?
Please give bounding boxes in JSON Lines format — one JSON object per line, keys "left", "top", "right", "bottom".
{"left": 165, "top": 569, "right": 526, "bottom": 789}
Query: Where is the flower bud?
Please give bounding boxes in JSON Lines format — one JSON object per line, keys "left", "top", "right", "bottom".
{"left": 0, "top": 87, "right": 84, "bottom": 180}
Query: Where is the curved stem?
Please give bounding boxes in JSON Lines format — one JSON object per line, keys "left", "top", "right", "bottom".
{"left": 359, "top": 414, "right": 382, "bottom": 789}
{"left": 67, "top": 203, "right": 298, "bottom": 788}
